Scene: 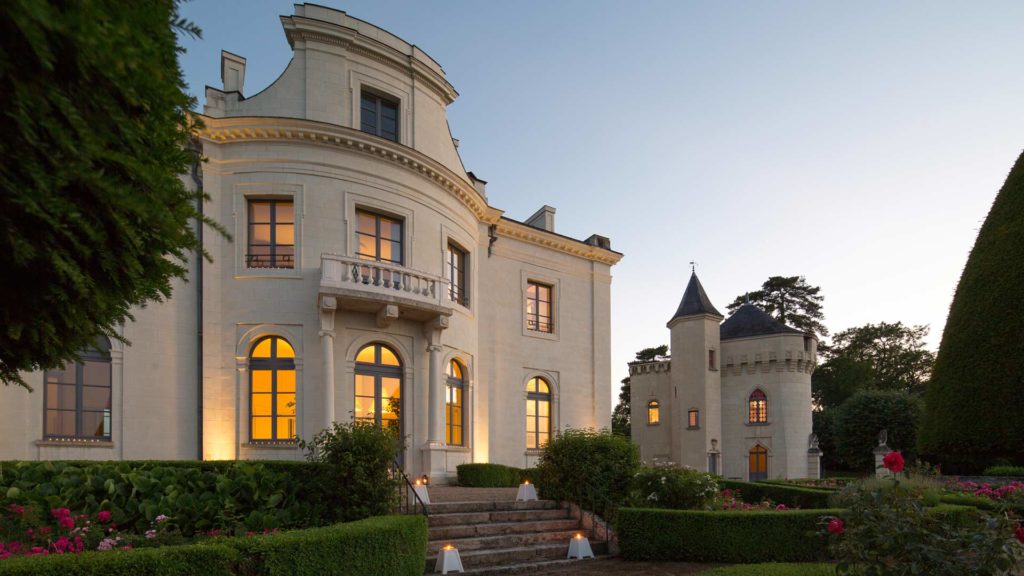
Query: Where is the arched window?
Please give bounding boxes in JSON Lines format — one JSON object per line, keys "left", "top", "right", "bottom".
{"left": 749, "top": 444, "right": 769, "bottom": 481}
{"left": 44, "top": 337, "right": 112, "bottom": 439}
{"left": 647, "top": 401, "right": 660, "bottom": 425}
{"left": 748, "top": 389, "right": 768, "bottom": 424}
{"left": 526, "top": 377, "right": 551, "bottom": 449}
{"left": 355, "top": 343, "right": 402, "bottom": 434}
{"left": 250, "top": 336, "right": 296, "bottom": 441}
{"left": 446, "top": 360, "right": 465, "bottom": 446}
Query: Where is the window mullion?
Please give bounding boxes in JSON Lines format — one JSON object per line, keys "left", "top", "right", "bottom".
{"left": 75, "top": 362, "right": 83, "bottom": 438}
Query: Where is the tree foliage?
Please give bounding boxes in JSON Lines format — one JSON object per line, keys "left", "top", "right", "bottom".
{"left": 727, "top": 276, "right": 828, "bottom": 336}
{"left": 612, "top": 345, "right": 668, "bottom": 437}
{"left": 813, "top": 322, "right": 934, "bottom": 409}
{"left": 834, "top": 390, "right": 921, "bottom": 471}
{"left": 919, "top": 150, "right": 1024, "bottom": 471}
{"left": 0, "top": 0, "right": 221, "bottom": 388}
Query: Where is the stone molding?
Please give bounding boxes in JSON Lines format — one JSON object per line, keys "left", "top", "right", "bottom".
{"left": 628, "top": 360, "right": 671, "bottom": 376}
{"left": 722, "top": 350, "right": 816, "bottom": 375}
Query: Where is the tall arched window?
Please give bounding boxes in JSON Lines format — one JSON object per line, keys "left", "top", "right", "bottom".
{"left": 749, "top": 444, "right": 769, "bottom": 481}
{"left": 526, "top": 377, "right": 551, "bottom": 449}
{"left": 44, "top": 337, "right": 112, "bottom": 439}
{"left": 748, "top": 389, "right": 768, "bottom": 424}
{"left": 355, "top": 343, "right": 402, "bottom": 434}
{"left": 250, "top": 336, "right": 297, "bottom": 441}
{"left": 446, "top": 360, "right": 465, "bottom": 445}
{"left": 647, "top": 401, "right": 660, "bottom": 425}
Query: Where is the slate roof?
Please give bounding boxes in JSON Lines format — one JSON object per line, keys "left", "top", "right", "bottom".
{"left": 671, "top": 272, "right": 723, "bottom": 320}
{"left": 720, "top": 304, "right": 805, "bottom": 340}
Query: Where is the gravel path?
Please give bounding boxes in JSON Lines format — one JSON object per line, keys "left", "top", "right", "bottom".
{"left": 530, "top": 558, "right": 721, "bottom": 575}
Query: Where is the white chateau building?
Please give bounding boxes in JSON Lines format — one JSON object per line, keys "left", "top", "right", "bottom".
{"left": 630, "top": 273, "right": 821, "bottom": 480}
{"left": 0, "top": 5, "right": 621, "bottom": 482}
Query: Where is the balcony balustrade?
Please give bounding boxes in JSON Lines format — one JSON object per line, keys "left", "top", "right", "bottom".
{"left": 320, "top": 254, "right": 452, "bottom": 322}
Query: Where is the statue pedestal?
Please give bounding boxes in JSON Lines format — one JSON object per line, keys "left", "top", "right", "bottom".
{"left": 807, "top": 448, "right": 822, "bottom": 480}
{"left": 873, "top": 445, "right": 892, "bottom": 478}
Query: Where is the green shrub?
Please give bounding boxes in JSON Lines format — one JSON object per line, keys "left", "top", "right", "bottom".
{"left": 719, "top": 480, "right": 833, "bottom": 509}
{"left": 455, "top": 464, "right": 531, "bottom": 487}
{"left": 225, "top": 515, "right": 427, "bottom": 576}
{"left": 983, "top": 465, "right": 1024, "bottom": 477}
{"left": 0, "top": 543, "right": 238, "bottom": 576}
{"left": 834, "top": 390, "right": 921, "bottom": 471}
{"left": 918, "top": 151, "right": 1024, "bottom": 472}
{"left": 299, "top": 421, "right": 402, "bottom": 521}
{"left": 699, "top": 564, "right": 836, "bottom": 576}
{"left": 0, "top": 460, "right": 342, "bottom": 536}
{"left": 616, "top": 507, "right": 840, "bottom": 562}
{"left": 629, "top": 466, "right": 719, "bottom": 510}
{"left": 535, "top": 428, "right": 639, "bottom": 518}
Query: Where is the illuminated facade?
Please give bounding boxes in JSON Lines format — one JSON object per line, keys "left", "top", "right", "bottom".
{"left": 0, "top": 5, "right": 621, "bottom": 481}
{"left": 629, "top": 273, "right": 820, "bottom": 480}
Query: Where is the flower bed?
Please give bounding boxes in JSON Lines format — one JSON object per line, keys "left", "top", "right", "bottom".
{"left": 718, "top": 480, "right": 833, "bottom": 509}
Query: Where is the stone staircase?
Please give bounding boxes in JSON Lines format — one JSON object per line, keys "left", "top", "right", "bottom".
{"left": 423, "top": 489, "right": 608, "bottom": 574}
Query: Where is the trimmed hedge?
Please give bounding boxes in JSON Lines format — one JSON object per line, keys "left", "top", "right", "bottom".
{"left": 456, "top": 464, "right": 535, "bottom": 487}
{"left": 699, "top": 564, "right": 836, "bottom": 576}
{"left": 0, "top": 544, "right": 238, "bottom": 576}
{"left": 940, "top": 493, "right": 1024, "bottom": 514}
{"left": 616, "top": 507, "right": 841, "bottom": 562}
{"left": 0, "top": 515, "right": 426, "bottom": 576}
{"left": 982, "top": 465, "right": 1024, "bottom": 477}
{"left": 719, "top": 480, "right": 833, "bottom": 509}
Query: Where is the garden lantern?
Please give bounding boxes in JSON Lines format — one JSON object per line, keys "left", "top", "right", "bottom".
{"left": 435, "top": 544, "right": 464, "bottom": 574}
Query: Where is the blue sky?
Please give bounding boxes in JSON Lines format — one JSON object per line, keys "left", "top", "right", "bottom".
{"left": 178, "top": 1, "right": 1024, "bottom": 396}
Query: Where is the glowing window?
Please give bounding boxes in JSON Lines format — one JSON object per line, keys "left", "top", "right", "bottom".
{"left": 249, "top": 336, "right": 297, "bottom": 441}
{"left": 526, "top": 282, "right": 553, "bottom": 333}
{"left": 354, "top": 343, "right": 403, "bottom": 435}
{"left": 688, "top": 409, "right": 699, "bottom": 429}
{"left": 749, "top": 389, "right": 768, "bottom": 424}
{"left": 247, "top": 199, "right": 294, "bottom": 269}
{"left": 446, "top": 360, "right": 465, "bottom": 446}
{"left": 44, "top": 337, "right": 112, "bottom": 440}
{"left": 647, "top": 401, "right": 660, "bottom": 425}
{"left": 526, "top": 377, "right": 552, "bottom": 449}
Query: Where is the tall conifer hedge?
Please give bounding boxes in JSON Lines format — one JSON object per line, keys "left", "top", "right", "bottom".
{"left": 918, "top": 150, "right": 1024, "bottom": 471}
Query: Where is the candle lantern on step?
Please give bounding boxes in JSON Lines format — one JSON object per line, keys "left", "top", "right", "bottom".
{"left": 516, "top": 479, "right": 538, "bottom": 502}
{"left": 435, "top": 544, "right": 464, "bottom": 574}
{"left": 413, "top": 477, "right": 431, "bottom": 505}
{"left": 567, "top": 532, "right": 595, "bottom": 559}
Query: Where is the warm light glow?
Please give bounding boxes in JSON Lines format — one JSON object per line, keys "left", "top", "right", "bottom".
{"left": 414, "top": 479, "right": 422, "bottom": 486}
{"left": 442, "top": 544, "right": 455, "bottom": 551}
{"left": 523, "top": 480, "right": 530, "bottom": 485}
{"left": 574, "top": 533, "right": 584, "bottom": 540}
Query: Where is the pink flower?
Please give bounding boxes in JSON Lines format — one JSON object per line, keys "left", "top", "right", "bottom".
{"left": 53, "top": 536, "right": 70, "bottom": 554}
{"left": 7, "top": 504, "right": 25, "bottom": 516}
{"left": 154, "top": 514, "right": 169, "bottom": 524}
{"left": 59, "top": 516, "right": 75, "bottom": 529}
{"left": 776, "top": 504, "right": 788, "bottom": 511}
{"left": 882, "top": 451, "right": 905, "bottom": 474}
{"left": 827, "top": 518, "right": 845, "bottom": 535}
{"left": 50, "top": 508, "right": 71, "bottom": 519}
{"left": 1015, "top": 525, "right": 1024, "bottom": 545}
{"left": 144, "top": 530, "right": 157, "bottom": 540}
{"left": 120, "top": 545, "right": 132, "bottom": 551}
{"left": 97, "top": 511, "right": 112, "bottom": 523}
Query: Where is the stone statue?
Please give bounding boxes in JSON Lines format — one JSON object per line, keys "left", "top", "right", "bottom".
{"left": 808, "top": 433, "right": 819, "bottom": 450}
{"left": 877, "top": 429, "right": 888, "bottom": 447}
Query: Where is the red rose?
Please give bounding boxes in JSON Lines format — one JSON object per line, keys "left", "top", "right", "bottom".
{"left": 97, "top": 511, "right": 112, "bottom": 523}
{"left": 882, "top": 451, "right": 905, "bottom": 474}
{"left": 1015, "top": 525, "right": 1024, "bottom": 545}
{"left": 827, "top": 518, "right": 845, "bottom": 535}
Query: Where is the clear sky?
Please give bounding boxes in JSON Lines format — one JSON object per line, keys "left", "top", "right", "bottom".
{"left": 178, "top": 1, "right": 1024, "bottom": 404}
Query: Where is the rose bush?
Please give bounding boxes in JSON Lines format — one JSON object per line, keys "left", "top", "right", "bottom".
{"left": 629, "top": 466, "right": 719, "bottom": 510}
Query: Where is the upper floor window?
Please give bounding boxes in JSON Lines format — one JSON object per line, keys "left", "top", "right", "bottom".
{"left": 526, "top": 282, "right": 553, "bottom": 333}
{"left": 749, "top": 389, "right": 768, "bottom": 424}
{"left": 360, "top": 91, "right": 399, "bottom": 142}
{"left": 247, "top": 199, "right": 295, "bottom": 269}
{"left": 44, "top": 337, "right": 112, "bottom": 440}
{"left": 446, "top": 360, "right": 465, "bottom": 446}
{"left": 448, "top": 243, "right": 468, "bottom": 306}
{"left": 250, "top": 336, "right": 297, "bottom": 441}
{"left": 688, "top": 409, "right": 699, "bottom": 429}
{"left": 356, "top": 210, "right": 403, "bottom": 266}
{"left": 526, "top": 377, "right": 551, "bottom": 449}
{"left": 708, "top": 350, "right": 716, "bottom": 371}
{"left": 647, "top": 401, "right": 660, "bottom": 425}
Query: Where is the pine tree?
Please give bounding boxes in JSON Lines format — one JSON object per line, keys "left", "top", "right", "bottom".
{"left": 918, "top": 150, "right": 1024, "bottom": 470}
{"left": 727, "top": 276, "right": 828, "bottom": 336}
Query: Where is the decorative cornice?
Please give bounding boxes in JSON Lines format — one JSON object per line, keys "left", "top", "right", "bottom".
{"left": 496, "top": 219, "right": 623, "bottom": 266}
{"left": 628, "top": 360, "right": 671, "bottom": 376}
{"left": 722, "top": 350, "right": 817, "bottom": 375}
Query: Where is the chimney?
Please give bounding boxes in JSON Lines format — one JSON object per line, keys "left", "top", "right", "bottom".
{"left": 221, "top": 50, "right": 246, "bottom": 94}
{"left": 525, "top": 205, "right": 556, "bottom": 233}
{"left": 468, "top": 171, "right": 488, "bottom": 198}
{"left": 585, "top": 234, "right": 611, "bottom": 250}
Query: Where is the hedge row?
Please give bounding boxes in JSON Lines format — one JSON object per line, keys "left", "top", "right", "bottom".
{"left": 455, "top": 464, "right": 536, "bottom": 487}
{"left": 698, "top": 564, "right": 836, "bottom": 576}
{"left": 719, "top": 480, "right": 834, "bottom": 509}
{"left": 940, "top": 493, "right": 1024, "bottom": 514}
{"left": 0, "top": 515, "right": 427, "bottom": 576}
{"left": 982, "top": 465, "right": 1024, "bottom": 477}
{"left": 616, "top": 507, "right": 842, "bottom": 562}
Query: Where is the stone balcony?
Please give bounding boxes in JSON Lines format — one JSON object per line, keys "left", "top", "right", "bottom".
{"left": 319, "top": 254, "right": 452, "bottom": 325}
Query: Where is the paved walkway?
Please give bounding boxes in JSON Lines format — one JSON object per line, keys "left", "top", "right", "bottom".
{"left": 530, "top": 558, "right": 720, "bottom": 575}
{"left": 428, "top": 486, "right": 518, "bottom": 502}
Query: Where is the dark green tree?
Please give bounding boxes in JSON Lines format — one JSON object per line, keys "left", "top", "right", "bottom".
{"left": 813, "top": 322, "right": 934, "bottom": 408}
{"left": 727, "top": 276, "right": 828, "bottom": 336}
{"left": 835, "top": 390, "right": 922, "bottom": 471}
{"left": 0, "top": 1, "right": 222, "bottom": 389}
{"left": 611, "top": 345, "right": 668, "bottom": 437}
{"left": 919, "top": 150, "right": 1024, "bottom": 471}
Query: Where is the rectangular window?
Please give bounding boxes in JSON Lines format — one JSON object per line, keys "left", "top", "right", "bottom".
{"left": 355, "top": 209, "right": 403, "bottom": 265}
{"left": 688, "top": 409, "right": 699, "bottom": 429}
{"left": 247, "top": 199, "right": 295, "bottom": 269}
{"left": 708, "top": 349, "right": 716, "bottom": 371}
{"left": 360, "top": 91, "right": 399, "bottom": 142}
{"left": 526, "top": 281, "right": 553, "bottom": 333}
{"left": 44, "top": 350, "right": 112, "bottom": 440}
{"left": 447, "top": 243, "right": 468, "bottom": 306}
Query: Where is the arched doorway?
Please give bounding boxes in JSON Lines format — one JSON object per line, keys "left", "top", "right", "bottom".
{"left": 749, "top": 444, "right": 768, "bottom": 481}
{"left": 354, "top": 343, "right": 403, "bottom": 437}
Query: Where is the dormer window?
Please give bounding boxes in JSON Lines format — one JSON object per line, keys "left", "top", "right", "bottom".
{"left": 360, "top": 90, "right": 398, "bottom": 142}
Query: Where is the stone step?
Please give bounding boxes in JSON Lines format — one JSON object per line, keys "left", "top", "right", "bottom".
{"left": 429, "top": 518, "right": 581, "bottom": 540}
{"left": 427, "top": 499, "right": 560, "bottom": 515}
{"left": 425, "top": 540, "right": 609, "bottom": 573}
{"left": 455, "top": 557, "right": 611, "bottom": 575}
{"left": 428, "top": 507, "right": 570, "bottom": 527}
{"left": 427, "top": 529, "right": 588, "bottom": 554}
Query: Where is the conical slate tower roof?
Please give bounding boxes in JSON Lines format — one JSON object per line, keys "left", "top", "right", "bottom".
{"left": 720, "top": 304, "right": 804, "bottom": 340}
{"left": 671, "top": 272, "right": 723, "bottom": 320}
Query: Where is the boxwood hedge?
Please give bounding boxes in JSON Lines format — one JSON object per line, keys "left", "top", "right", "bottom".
{"left": 698, "top": 564, "right": 836, "bottom": 576}
{"left": 718, "top": 480, "right": 833, "bottom": 509}
{"left": 455, "top": 464, "right": 535, "bottom": 487}
{"left": 0, "top": 515, "right": 427, "bottom": 576}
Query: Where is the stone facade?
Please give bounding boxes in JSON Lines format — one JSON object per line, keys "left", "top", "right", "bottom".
{"left": 630, "top": 273, "right": 819, "bottom": 480}
{"left": 1, "top": 5, "right": 621, "bottom": 482}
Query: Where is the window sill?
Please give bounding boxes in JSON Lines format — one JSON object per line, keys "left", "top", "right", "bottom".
{"left": 687, "top": 426, "right": 700, "bottom": 431}
{"left": 647, "top": 423, "right": 660, "bottom": 427}
{"left": 523, "top": 327, "right": 559, "bottom": 342}
{"left": 524, "top": 448, "right": 545, "bottom": 455}
{"left": 242, "top": 441, "right": 300, "bottom": 450}
{"left": 445, "top": 445, "right": 470, "bottom": 453}
{"left": 36, "top": 439, "right": 114, "bottom": 448}
{"left": 746, "top": 422, "right": 771, "bottom": 427}
{"left": 235, "top": 268, "right": 303, "bottom": 280}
